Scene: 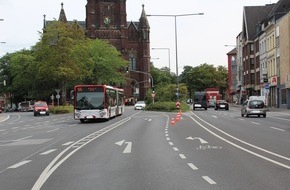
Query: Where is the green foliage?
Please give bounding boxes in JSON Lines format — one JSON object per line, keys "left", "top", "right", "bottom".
{"left": 0, "top": 21, "right": 127, "bottom": 105}
{"left": 50, "top": 105, "right": 74, "bottom": 114}
{"left": 145, "top": 101, "right": 190, "bottom": 112}
{"left": 180, "top": 63, "right": 228, "bottom": 98}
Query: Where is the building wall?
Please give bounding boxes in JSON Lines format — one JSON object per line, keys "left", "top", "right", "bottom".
{"left": 265, "top": 23, "right": 277, "bottom": 107}
{"left": 85, "top": 0, "right": 150, "bottom": 101}
{"left": 278, "top": 13, "right": 290, "bottom": 108}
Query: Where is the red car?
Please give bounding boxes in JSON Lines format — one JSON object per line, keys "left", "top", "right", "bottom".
{"left": 34, "top": 101, "right": 50, "bottom": 116}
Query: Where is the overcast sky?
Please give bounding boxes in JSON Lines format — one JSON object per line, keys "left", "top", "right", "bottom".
{"left": 0, "top": 0, "right": 278, "bottom": 73}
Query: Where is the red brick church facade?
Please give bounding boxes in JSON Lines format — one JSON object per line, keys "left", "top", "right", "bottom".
{"left": 45, "top": 1, "right": 151, "bottom": 102}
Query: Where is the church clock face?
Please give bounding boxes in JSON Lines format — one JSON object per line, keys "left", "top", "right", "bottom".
{"left": 104, "top": 17, "right": 111, "bottom": 25}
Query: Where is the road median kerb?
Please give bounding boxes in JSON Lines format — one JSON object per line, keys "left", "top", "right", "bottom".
{"left": 0, "top": 113, "right": 10, "bottom": 122}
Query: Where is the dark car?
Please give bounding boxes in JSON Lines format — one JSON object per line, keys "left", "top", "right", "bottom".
{"left": 215, "top": 100, "right": 229, "bottom": 110}
{"left": 241, "top": 99, "right": 266, "bottom": 118}
{"left": 193, "top": 92, "right": 207, "bottom": 110}
{"left": 34, "top": 101, "right": 49, "bottom": 116}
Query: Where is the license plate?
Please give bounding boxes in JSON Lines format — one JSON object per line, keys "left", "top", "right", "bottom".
{"left": 252, "top": 110, "right": 261, "bottom": 113}
{"left": 195, "top": 104, "right": 201, "bottom": 107}
{"left": 220, "top": 105, "right": 225, "bottom": 108}
{"left": 40, "top": 111, "right": 46, "bottom": 114}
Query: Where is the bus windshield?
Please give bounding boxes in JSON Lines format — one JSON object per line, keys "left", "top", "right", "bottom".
{"left": 76, "top": 90, "right": 104, "bottom": 110}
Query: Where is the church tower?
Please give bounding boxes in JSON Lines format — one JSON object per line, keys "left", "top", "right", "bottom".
{"left": 86, "top": 0, "right": 150, "bottom": 101}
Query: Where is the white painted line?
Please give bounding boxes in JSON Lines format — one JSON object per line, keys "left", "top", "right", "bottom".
{"left": 251, "top": 121, "right": 260, "bottom": 125}
{"left": 11, "top": 127, "right": 19, "bottom": 129}
{"left": 202, "top": 176, "right": 216, "bottom": 184}
{"left": 166, "top": 137, "right": 170, "bottom": 141}
{"left": 270, "top": 127, "right": 285, "bottom": 132}
{"left": 169, "top": 142, "right": 174, "bottom": 146}
{"left": 173, "top": 147, "right": 179, "bottom": 151}
{"left": 123, "top": 142, "right": 132, "bottom": 154}
{"left": 148, "top": 119, "right": 152, "bottom": 122}
{"left": 165, "top": 134, "right": 169, "bottom": 137}
{"left": 187, "top": 163, "right": 198, "bottom": 170}
{"left": 62, "top": 141, "right": 74, "bottom": 146}
{"left": 16, "top": 136, "right": 32, "bottom": 141}
{"left": 47, "top": 128, "right": 60, "bottom": 133}
{"left": 190, "top": 113, "right": 290, "bottom": 169}
{"left": 179, "top": 154, "right": 186, "bottom": 159}
{"left": 211, "top": 115, "right": 218, "bottom": 118}
{"left": 8, "top": 160, "right": 31, "bottom": 169}
{"left": 0, "top": 129, "right": 6, "bottom": 132}
{"left": 40, "top": 149, "right": 57, "bottom": 155}
{"left": 238, "top": 118, "right": 245, "bottom": 121}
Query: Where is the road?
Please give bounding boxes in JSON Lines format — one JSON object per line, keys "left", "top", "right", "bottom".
{"left": 0, "top": 107, "right": 289, "bottom": 190}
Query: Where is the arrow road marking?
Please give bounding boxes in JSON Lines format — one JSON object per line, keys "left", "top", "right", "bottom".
{"left": 186, "top": 136, "right": 208, "bottom": 144}
{"left": 115, "top": 140, "right": 132, "bottom": 154}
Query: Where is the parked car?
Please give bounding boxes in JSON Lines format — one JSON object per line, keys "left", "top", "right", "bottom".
{"left": 241, "top": 99, "right": 266, "bottom": 118}
{"left": 134, "top": 101, "right": 146, "bottom": 110}
{"left": 215, "top": 100, "right": 229, "bottom": 110}
{"left": 34, "top": 101, "right": 49, "bottom": 116}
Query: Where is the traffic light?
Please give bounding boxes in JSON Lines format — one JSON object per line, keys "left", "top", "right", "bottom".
{"left": 152, "top": 86, "right": 155, "bottom": 93}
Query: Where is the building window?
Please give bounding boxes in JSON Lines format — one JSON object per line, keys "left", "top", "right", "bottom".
{"left": 250, "top": 58, "right": 254, "bottom": 70}
{"left": 129, "top": 50, "right": 137, "bottom": 71}
{"left": 250, "top": 44, "right": 254, "bottom": 54}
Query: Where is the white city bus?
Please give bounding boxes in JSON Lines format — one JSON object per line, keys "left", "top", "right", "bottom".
{"left": 74, "top": 85, "right": 124, "bottom": 123}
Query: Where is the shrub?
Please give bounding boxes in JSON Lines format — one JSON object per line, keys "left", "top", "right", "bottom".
{"left": 50, "top": 105, "right": 74, "bottom": 114}
{"left": 145, "top": 101, "right": 190, "bottom": 112}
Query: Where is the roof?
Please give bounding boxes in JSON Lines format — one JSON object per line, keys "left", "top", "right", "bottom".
{"left": 243, "top": 4, "right": 275, "bottom": 40}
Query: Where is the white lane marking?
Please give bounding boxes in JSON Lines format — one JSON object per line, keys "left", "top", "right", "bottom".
{"left": 251, "top": 121, "right": 261, "bottom": 125}
{"left": 173, "top": 147, "right": 179, "bottom": 151}
{"left": 190, "top": 112, "right": 290, "bottom": 169}
{"left": 40, "top": 149, "right": 57, "bottom": 155}
{"left": 47, "top": 128, "right": 60, "bottom": 133}
{"left": 148, "top": 118, "right": 152, "bottom": 122}
{"left": 270, "top": 127, "right": 285, "bottom": 132}
{"left": 8, "top": 160, "right": 31, "bottom": 169}
{"left": 186, "top": 136, "right": 208, "bottom": 144}
{"left": 123, "top": 142, "right": 132, "bottom": 154}
{"left": 238, "top": 118, "right": 245, "bottom": 121}
{"left": 269, "top": 116, "right": 290, "bottom": 121}
{"left": 179, "top": 154, "right": 186, "bottom": 159}
{"left": 212, "top": 115, "right": 218, "bottom": 118}
{"left": 16, "top": 136, "right": 32, "bottom": 141}
{"left": 165, "top": 134, "right": 169, "bottom": 137}
{"left": 202, "top": 176, "right": 217, "bottom": 185}
{"left": 166, "top": 137, "right": 170, "bottom": 141}
{"left": 169, "top": 142, "right": 174, "bottom": 146}
{"left": 0, "top": 129, "right": 6, "bottom": 132}
{"left": 32, "top": 116, "right": 132, "bottom": 190}
{"left": 11, "top": 127, "right": 19, "bottom": 129}
{"left": 62, "top": 141, "right": 74, "bottom": 146}
{"left": 187, "top": 163, "right": 198, "bottom": 170}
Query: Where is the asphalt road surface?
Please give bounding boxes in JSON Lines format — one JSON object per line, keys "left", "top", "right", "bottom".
{"left": 0, "top": 106, "right": 289, "bottom": 190}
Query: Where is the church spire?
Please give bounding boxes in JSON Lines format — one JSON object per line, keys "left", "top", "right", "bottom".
{"left": 139, "top": 4, "right": 149, "bottom": 28}
{"left": 58, "top": 2, "right": 67, "bottom": 22}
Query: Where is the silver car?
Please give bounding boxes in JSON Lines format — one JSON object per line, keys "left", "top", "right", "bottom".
{"left": 241, "top": 99, "right": 266, "bottom": 118}
{"left": 134, "top": 101, "right": 146, "bottom": 110}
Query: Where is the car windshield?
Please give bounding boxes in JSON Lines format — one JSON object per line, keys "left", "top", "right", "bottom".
{"left": 136, "top": 101, "right": 145, "bottom": 105}
{"left": 249, "top": 100, "right": 264, "bottom": 108}
{"left": 35, "top": 102, "right": 47, "bottom": 107}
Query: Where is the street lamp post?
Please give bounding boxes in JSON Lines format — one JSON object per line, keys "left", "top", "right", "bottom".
{"left": 147, "top": 13, "right": 204, "bottom": 99}
{"left": 152, "top": 48, "right": 171, "bottom": 72}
